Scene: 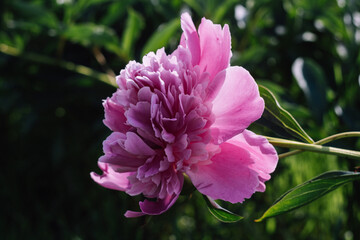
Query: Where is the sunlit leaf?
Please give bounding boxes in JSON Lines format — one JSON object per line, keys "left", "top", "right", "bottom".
{"left": 0, "top": 33, "right": 25, "bottom": 52}
{"left": 203, "top": 195, "right": 243, "bottom": 223}
{"left": 258, "top": 85, "right": 314, "bottom": 143}
{"left": 141, "top": 19, "right": 180, "bottom": 56}
{"left": 255, "top": 171, "right": 360, "bottom": 222}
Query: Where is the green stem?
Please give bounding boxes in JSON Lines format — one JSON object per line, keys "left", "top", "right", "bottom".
{"left": 278, "top": 132, "right": 360, "bottom": 159}
{"left": 266, "top": 133, "right": 360, "bottom": 160}
{"left": 0, "top": 43, "right": 117, "bottom": 88}
{"left": 315, "top": 132, "right": 360, "bottom": 145}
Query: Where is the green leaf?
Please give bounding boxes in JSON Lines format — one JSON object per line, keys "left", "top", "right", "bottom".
{"left": 183, "top": 0, "right": 204, "bottom": 16}
{"left": 100, "top": 1, "right": 130, "bottom": 26}
{"left": 10, "top": 0, "right": 59, "bottom": 29}
{"left": 63, "top": 23, "right": 124, "bottom": 56}
{"left": 319, "top": 12, "right": 349, "bottom": 41}
{"left": 258, "top": 85, "right": 314, "bottom": 143}
{"left": 141, "top": 19, "right": 180, "bottom": 56}
{"left": 256, "top": 171, "right": 360, "bottom": 222}
{"left": 121, "top": 9, "right": 144, "bottom": 58}
{"left": 64, "top": 0, "right": 114, "bottom": 23}
{"left": 292, "top": 58, "right": 328, "bottom": 123}
{"left": 233, "top": 46, "right": 268, "bottom": 67}
{"left": 180, "top": 175, "right": 196, "bottom": 196}
{"left": 203, "top": 195, "right": 243, "bottom": 223}
{"left": 213, "top": 0, "right": 238, "bottom": 22}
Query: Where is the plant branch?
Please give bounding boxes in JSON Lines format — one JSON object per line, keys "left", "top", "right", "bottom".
{"left": 92, "top": 46, "right": 116, "bottom": 78}
{"left": 277, "top": 132, "right": 360, "bottom": 159}
{"left": 266, "top": 134, "right": 360, "bottom": 160}
{"left": 0, "top": 43, "right": 117, "bottom": 88}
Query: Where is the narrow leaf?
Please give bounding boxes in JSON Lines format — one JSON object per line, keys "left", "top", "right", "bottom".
{"left": 256, "top": 171, "right": 360, "bottom": 222}
{"left": 258, "top": 85, "right": 314, "bottom": 143}
{"left": 121, "top": 9, "right": 144, "bottom": 58}
{"left": 141, "top": 19, "right": 180, "bottom": 56}
{"left": 203, "top": 195, "right": 243, "bottom": 223}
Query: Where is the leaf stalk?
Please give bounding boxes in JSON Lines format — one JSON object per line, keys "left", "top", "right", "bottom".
{"left": 266, "top": 132, "right": 360, "bottom": 160}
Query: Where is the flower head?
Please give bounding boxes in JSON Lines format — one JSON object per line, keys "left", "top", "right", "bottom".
{"left": 91, "top": 13, "right": 278, "bottom": 217}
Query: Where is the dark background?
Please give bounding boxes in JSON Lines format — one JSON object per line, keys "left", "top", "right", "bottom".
{"left": 1, "top": 0, "right": 360, "bottom": 239}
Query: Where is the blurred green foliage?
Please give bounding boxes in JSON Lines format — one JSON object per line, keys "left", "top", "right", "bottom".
{"left": 1, "top": 0, "right": 359, "bottom": 239}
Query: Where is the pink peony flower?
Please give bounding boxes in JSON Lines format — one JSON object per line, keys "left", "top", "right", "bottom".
{"left": 91, "top": 12, "right": 278, "bottom": 217}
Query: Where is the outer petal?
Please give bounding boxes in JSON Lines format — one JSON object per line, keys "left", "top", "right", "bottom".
{"left": 210, "top": 66, "right": 264, "bottom": 143}
{"left": 198, "top": 17, "right": 231, "bottom": 80}
{"left": 186, "top": 141, "right": 260, "bottom": 203}
{"left": 103, "top": 97, "right": 130, "bottom": 133}
{"left": 124, "top": 194, "right": 178, "bottom": 218}
{"left": 180, "top": 12, "right": 200, "bottom": 66}
{"left": 227, "top": 130, "right": 278, "bottom": 192}
{"left": 140, "top": 193, "right": 179, "bottom": 214}
{"left": 99, "top": 132, "right": 148, "bottom": 171}
{"left": 90, "top": 162, "right": 132, "bottom": 191}
{"left": 124, "top": 211, "right": 145, "bottom": 218}
{"left": 124, "top": 174, "right": 184, "bottom": 218}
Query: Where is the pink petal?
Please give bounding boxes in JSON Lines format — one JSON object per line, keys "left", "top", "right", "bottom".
{"left": 124, "top": 211, "right": 145, "bottom": 218}
{"left": 228, "top": 130, "right": 278, "bottom": 192}
{"left": 103, "top": 97, "right": 130, "bottom": 133}
{"left": 126, "top": 101, "right": 153, "bottom": 134}
{"left": 180, "top": 12, "right": 200, "bottom": 66}
{"left": 139, "top": 193, "right": 179, "bottom": 215}
{"left": 124, "top": 132, "right": 155, "bottom": 156}
{"left": 99, "top": 132, "right": 147, "bottom": 170}
{"left": 186, "top": 141, "right": 260, "bottom": 203}
{"left": 198, "top": 17, "right": 231, "bottom": 80}
{"left": 210, "top": 66, "right": 264, "bottom": 143}
{"left": 90, "top": 162, "right": 132, "bottom": 191}
{"left": 124, "top": 175, "right": 183, "bottom": 218}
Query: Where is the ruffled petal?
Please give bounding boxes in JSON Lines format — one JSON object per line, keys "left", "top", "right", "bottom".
{"left": 227, "top": 130, "right": 278, "bottom": 192}
{"left": 99, "top": 132, "right": 148, "bottom": 170}
{"left": 210, "top": 66, "right": 264, "bottom": 143}
{"left": 90, "top": 162, "right": 132, "bottom": 191}
{"left": 180, "top": 12, "right": 231, "bottom": 80}
{"left": 198, "top": 17, "right": 231, "bottom": 80}
{"left": 124, "top": 132, "right": 156, "bottom": 156}
{"left": 103, "top": 97, "right": 130, "bottom": 133}
{"left": 125, "top": 101, "right": 153, "bottom": 135}
{"left": 186, "top": 141, "right": 260, "bottom": 203}
{"left": 180, "top": 12, "right": 201, "bottom": 66}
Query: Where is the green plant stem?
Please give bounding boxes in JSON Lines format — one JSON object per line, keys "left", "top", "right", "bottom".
{"left": 267, "top": 133, "right": 360, "bottom": 160}
{"left": 278, "top": 132, "right": 360, "bottom": 159}
{"left": 0, "top": 43, "right": 117, "bottom": 88}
